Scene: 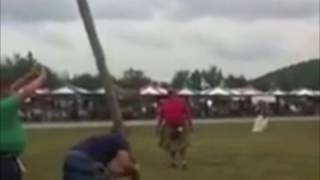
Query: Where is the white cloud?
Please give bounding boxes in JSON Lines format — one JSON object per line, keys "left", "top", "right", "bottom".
{"left": 2, "top": 0, "right": 318, "bottom": 22}
{"left": 1, "top": 1, "right": 319, "bottom": 81}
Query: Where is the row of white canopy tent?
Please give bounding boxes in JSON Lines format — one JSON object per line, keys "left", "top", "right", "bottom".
{"left": 139, "top": 86, "right": 320, "bottom": 97}
{"left": 139, "top": 86, "right": 168, "bottom": 96}
{"left": 34, "top": 85, "right": 320, "bottom": 97}
{"left": 35, "top": 85, "right": 90, "bottom": 95}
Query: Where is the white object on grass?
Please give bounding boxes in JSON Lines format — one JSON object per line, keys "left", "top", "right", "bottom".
{"left": 17, "top": 158, "right": 27, "bottom": 173}
{"left": 252, "top": 115, "right": 269, "bottom": 133}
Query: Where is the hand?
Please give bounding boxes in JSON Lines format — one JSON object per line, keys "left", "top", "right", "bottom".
{"left": 24, "top": 70, "right": 38, "bottom": 80}
{"left": 10, "top": 74, "right": 33, "bottom": 92}
{"left": 22, "top": 65, "right": 43, "bottom": 81}
{"left": 14, "top": 66, "right": 47, "bottom": 101}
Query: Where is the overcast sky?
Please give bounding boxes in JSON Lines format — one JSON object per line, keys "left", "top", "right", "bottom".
{"left": 1, "top": 0, "right": 319, "bottom": 81}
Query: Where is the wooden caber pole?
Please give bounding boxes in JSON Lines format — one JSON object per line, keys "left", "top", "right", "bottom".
{"left": 77, "top": 0, "right": 124, "bottom": 133}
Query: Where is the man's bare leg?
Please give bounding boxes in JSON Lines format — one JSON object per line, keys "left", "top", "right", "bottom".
{"left": 169, "top": 151, "right": 177, "bottom": 168}
{"left": 180, "top": 148, "right": 188, "bottom": 170}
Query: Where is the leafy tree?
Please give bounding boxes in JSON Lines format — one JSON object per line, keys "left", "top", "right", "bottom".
{"left": 45, "top": 69, "right": 63, "bottom": 89}
{"left": 0, "top": 51, "right": 62, "bottom": 89}
{"left": 188, "top": 70, "right": 203, "bottom": 90}
{"left": 202, "top": 66, "right": 224, "bottom": 88}
{"left": 252, "top": 58, "right": 320, "bottom": 90}
{"left": 171, "top": 70, "right": 190, "bottom": 89}
{"left": 225, "top": 75, "right": 248, "bottom": 88}
{"left": 71, "top": 73, "right": 101, "bottom": 90}
{"left": 118, "top": 68, "right": 151, "bottom": 89}
{"left": 0, "top": 52, "right": 36, "bottom": 82}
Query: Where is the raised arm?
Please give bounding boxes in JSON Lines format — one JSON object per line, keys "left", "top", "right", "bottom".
{"left": 10, "top": 68, "right": 39, "bottom": 92}
{"left": 14, "top": 67, "right": 47, "bottom": 102}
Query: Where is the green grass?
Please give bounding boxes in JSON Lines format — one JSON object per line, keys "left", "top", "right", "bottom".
{"left": 24, "top": 120, "right": 320, "bottom": 180}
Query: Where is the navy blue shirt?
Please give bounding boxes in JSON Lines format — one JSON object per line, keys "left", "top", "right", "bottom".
{"left": 72, "top": 133, "right": 129, "bottom": 165}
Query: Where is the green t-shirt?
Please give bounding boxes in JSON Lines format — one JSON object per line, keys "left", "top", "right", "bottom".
{"left": 0, "top": 96, "right": 26, "bottom": 154}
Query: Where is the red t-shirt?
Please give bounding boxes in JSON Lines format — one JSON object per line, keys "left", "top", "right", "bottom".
{"left": 159, "top": 96, "right": 189, "bottom": 127}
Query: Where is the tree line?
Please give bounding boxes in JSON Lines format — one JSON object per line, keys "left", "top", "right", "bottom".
{"left": 0, "top": 52, "right": 152, "bottom": 90}
{"left": 252, "top": 58, "right": 320, "bottom": 90}
{"left": 171, "top": 67, "right": 247, "bottom": 90}
{"left": 1, "top": 52, "right": 319, "bottom": 91}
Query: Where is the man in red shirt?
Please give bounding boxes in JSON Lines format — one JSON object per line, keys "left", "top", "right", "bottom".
{"left": 157, "top": 90, "right": 193, "bottom": 169}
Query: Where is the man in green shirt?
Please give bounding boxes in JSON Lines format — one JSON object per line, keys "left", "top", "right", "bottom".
{"left": 0, "top": 67, "right": 46, "bottom": 180}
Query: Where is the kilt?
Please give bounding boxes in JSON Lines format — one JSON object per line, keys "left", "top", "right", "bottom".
{"left": 0, "top": 155, "right": 22, "bottom": 180}
{"left": 160, "top": 124, "right": 190, "bottom": 152}
{"left": 63, "top": 151, "right": 107, "bottom": 180}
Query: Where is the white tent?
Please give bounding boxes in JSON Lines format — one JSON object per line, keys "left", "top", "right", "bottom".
{"left": 178, "top": 88, "right": 194, "bottom": 96}
{"left": 228, "top": 89, "right": 241, "bottom": 96}
{"left": 73, "top": 86, "right": 90, "bottom": 94}
{"left": 93, "top": 87, "right": 135, "bottom": 97}
{"left": 157, "top": 87, "right": 168, "bottom": 95}
{"left": 271, "top": 89, "right": 286, "bottom": 96}
{"left": 52, "top": 86, "right": 75, "bottom": 95}
{"left": 292, "top": 89, "right": 315, "bottom": 96}
{"left": 200, "top": 89, "right": 211, "bottom": 95}
{"left": 94, "top": 88, "right": 105, "bottom": 94}
{"left": 51, "top": 86, "right": 90, "bottom": 95}
{"left": 207, "top": 87, "right": 230, "bottom": 96}
{"left": 239, "top": 87, "right": 264, "bottom": 96}
{"left": 313, "top": 90, "right": 320, "bottom": 96}
{"left": 252, "top": 95, "right": 276, "bottom": 104}
{"left": 35, "top": 88, "right": 50, "bottom": 95}
{"left": 140, "top": 86, "right": 162, "bottom": 96}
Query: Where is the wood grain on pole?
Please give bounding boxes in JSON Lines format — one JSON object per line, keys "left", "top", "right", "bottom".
{"left": 76, "top": 0, "right": 123, "bottom": 133}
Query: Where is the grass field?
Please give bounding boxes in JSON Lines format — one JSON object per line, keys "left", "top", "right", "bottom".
{"left": 23, "top": 119, "right": 319, "bottom": 180}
